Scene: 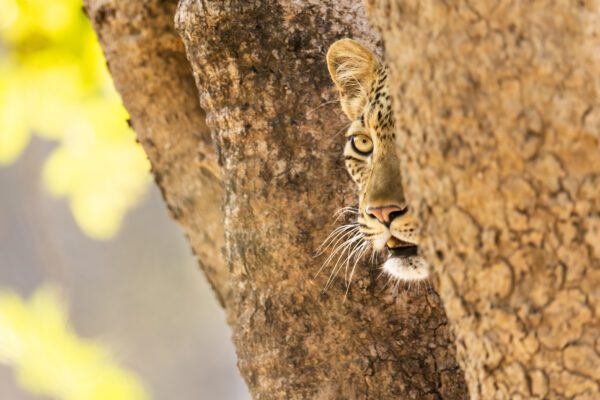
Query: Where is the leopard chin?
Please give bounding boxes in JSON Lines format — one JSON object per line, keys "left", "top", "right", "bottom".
{"left": 382, "top": 254, "right": 430, "bottom": 282}
{"left": 382, "top": 236, "right": 429, "bottom": 282}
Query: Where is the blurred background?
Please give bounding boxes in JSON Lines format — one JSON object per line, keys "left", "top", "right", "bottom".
{"left": 0, "top": 0, "right": 249, "bottom": 398}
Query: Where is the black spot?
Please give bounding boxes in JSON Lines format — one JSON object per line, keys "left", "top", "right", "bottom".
{"left": 345, "top": 155, "right": 363, "bottom": 163}
{"left": 436, "top": 250, "right": 445, "bottom": 261}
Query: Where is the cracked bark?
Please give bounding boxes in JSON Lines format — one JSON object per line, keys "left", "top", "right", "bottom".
{"left": 85, "top": 0, "right": 468, "bottom": 398}
{"left": 367, "top": 1, "right": 600, "bottom": 399}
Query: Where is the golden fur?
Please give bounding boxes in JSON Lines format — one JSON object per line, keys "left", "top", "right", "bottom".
{"left": 323, "top": 39, "right": 429, "bottom": 284}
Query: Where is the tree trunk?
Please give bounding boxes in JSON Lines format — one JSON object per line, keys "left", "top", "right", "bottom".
{"left": 367, "top": 1, "right": 600, "bottom": 399}
{"left": 85, "top": 0, "right": 468, "bottom": 399}
{"left": 82, "top": 0, "right": 231, "bottom": 308}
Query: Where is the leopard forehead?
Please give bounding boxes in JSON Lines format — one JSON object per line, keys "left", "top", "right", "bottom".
{"left": 344, "top": 67, "right": 397, "bottom": 187}
{"left": 363, "top": 65, "right": 394, "bottom": 135}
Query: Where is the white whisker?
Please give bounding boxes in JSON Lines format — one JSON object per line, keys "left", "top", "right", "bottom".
{"left": 324, "top": 234, "right": 364, "bottom": 290}
{"left": 334, "top": 206, "right": 359, "bottom": 217}
{"left": 343, "top": 241, "right": 370, "bottom": 299}
{"left": 327, "top": 233, "right": 364, "bottom": 277}
{"left": 324, "top": 121, "right": 353, "bottom": 145}
{"left": 393, "top": 278, "right": 402, "bottom": 297}
{"left": 379, "top": 272, "right": 394, "bottom": 292}
{"left": 314, "top": 228, "right": 361, "bottom": 279}
{"left": 332, "top": 207, "right": 359, "bottom": 224}
{"left": 315, "top": 226, "right": 354, "bottom": 256}
{"left": 369, "top": 248, "right": 379, "bottom": 265}
{"left": 314, "top": 223, "right": 358, "bottom": 256}
{"left": 344, "top": 241, "right": 369, "bottom": 286}
{"left": 306, "top": 99, "right": 339, "bottom": 116}
{"left": 317, "top": 227, "right": 359, "bottom": 264}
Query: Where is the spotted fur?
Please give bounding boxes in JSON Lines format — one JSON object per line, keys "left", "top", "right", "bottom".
{"left": 323, "top": 39, "right": 430, "bottom": 284}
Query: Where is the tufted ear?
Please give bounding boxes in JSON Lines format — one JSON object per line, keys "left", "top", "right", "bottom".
{"left": 326, "top": 39, "right": 380, "bottom": 120}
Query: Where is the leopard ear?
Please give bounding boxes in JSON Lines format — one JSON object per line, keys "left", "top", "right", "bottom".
{"left": 327, "top": 39, "right": 380, "bottom": 120}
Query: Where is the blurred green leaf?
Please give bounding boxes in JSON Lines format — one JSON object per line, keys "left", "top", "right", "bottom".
{"left": 0, "top": 0, "right": 151, "bottom": 239}
{"left": 0, "top": 286, "right": 149, "bottom": 400}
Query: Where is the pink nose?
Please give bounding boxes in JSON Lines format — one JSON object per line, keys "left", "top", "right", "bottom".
{"left": 366, "top": 205, "right": 405, "bottom": 225}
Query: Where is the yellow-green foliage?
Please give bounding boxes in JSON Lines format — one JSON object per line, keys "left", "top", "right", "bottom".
{"left": 0, "top": 0, "right": 150, "bottom": 239}
{"left": 0, "top": 287, "right": 149, "bottom": 400}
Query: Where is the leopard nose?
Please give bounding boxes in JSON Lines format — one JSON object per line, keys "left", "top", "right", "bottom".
{"left": 366, "top": 205, "right": 407, "bottom": 225}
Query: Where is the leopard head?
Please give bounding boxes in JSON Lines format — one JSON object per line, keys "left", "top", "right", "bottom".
{"left": 324, "top": 39, "right": 429, "bottom": 283}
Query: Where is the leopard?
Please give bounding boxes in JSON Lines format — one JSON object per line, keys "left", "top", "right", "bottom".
{"left": 319, "top": 38, "right": 429, "bottom": 285}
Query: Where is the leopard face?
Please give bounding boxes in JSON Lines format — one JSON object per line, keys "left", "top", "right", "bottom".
{"left": 323, "top": 39, "right": 429, "bottom": 283}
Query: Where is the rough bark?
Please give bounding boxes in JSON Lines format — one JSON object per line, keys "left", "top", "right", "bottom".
{"left": 367, "top": 1, "right": 600, "bottom": 399}
{"left": 85, "top": 0, "right": 469, "bottom": 398}
{"left": 83, "top": 0, "right": 231, "bottom": 307}
{"left": 174, "top": 1, "right": 468, "bottom": 398}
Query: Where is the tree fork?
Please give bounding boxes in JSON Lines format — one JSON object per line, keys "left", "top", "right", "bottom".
{"left": 85, "top": 0, "right": 469, "bottom": 398}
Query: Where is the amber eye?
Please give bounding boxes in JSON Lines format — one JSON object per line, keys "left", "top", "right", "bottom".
{"left": 351, "top": 135, "right": 373, "bottom": 155}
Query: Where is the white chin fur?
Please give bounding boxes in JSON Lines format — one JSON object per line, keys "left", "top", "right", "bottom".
{"left": 383, "top": 256, "right": 430, "bottom": 282}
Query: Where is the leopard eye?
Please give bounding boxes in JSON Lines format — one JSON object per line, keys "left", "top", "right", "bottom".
{"left": 351, "top": 135, "right": 373, "bottom": 155}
